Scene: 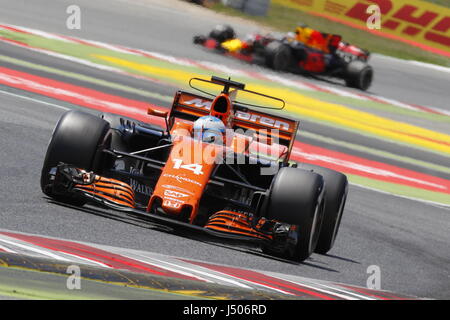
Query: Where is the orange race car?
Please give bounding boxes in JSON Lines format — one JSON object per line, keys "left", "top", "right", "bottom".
{"left": 41, "top": 76, "right": 348, "bottom": 262}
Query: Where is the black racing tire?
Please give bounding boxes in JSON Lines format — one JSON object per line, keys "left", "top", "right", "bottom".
{"left": 40, "top": 110, "right": 110, "bottom": 205}
{"left": 265, "top": 41, "right": 293, "bottom": 71}
{"left": 208, "top": 24, "right": 235, "bottom": 43}
{"left": 263, "top": 167, "right": 325, "bottom": 262}
{"left": 298, "top": 163, "right": 348, "bottom": 254}
{"left": 344, "top": 60, "right": 373, "bottom": 91}
{"left": 193, "top": 35, "right": 207, "bottom": 45}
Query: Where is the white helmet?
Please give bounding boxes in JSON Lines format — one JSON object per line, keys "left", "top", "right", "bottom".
{"left": 193, "top": 116, "right": 226, "bottom": 144}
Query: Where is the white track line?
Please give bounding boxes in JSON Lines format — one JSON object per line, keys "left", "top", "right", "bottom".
{"left": 126, "top": 253, "right": 255, "bottom": 289}
{"left": 272, "top": 274, "right": 375, "bottom": 300}
{"left": 56, "top": 251, "right": 112, "bottom": 268}
{"left": 0, "top": 238, "right": 71, "bottom": 262}
{"left": 274, "top": 278, "right": 366, "bottom": 300}
{"left": 316, "top": 282, "right": 377, "bottom": 300}
{"left": 0, "top": 234, "right": 112, "bottom": 268}
{"left": 350, "top": 182, "right": 450, "bottom": 209}
{"left": 0, "top": 244, "right": 17, "bottom": 253}
{"left": 119, "top": 253, "right": 213, "bottom": 283}
{"left": 161, "top": 258, "right": 288, "bottom": 293}
{"left": 0, "top": 89, "right": 70, "bottom": 110}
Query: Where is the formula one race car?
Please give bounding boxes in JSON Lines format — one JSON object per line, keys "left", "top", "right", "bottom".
{"left": 194, "top": 24, "right": 373, "bottom": 91}
{"left": 40, "top": 76, "right": 348, "bottom": 262}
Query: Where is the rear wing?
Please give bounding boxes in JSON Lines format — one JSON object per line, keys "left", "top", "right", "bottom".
{"left": 169, "top": 91, "right": 299, "bottom": 161}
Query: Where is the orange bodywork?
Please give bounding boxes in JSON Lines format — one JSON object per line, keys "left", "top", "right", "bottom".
{"left": 144, "top": 88, "right": 298, "bottom": 224}
{"left": 49, "top": 77, "right": 296, "bottom": 242}
{"left": 74, "top": 175, "right": 135, "bottom": 208}
{"left": 148, "top": 133, "right": 221, "bottom": 223}
{"left": 205, "top": 210, "right": 273, "bottom": 241}
{"left": 148, "top": 92, "right": 237, "bottom": 223}
{"left": 172, "top": 91, "right": 298, "bottom": 160}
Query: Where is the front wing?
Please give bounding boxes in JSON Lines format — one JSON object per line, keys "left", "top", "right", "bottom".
{"left": 47, "top": 164, "right": 274, "bottom": 246}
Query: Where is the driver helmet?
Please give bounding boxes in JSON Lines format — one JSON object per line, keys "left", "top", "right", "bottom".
{"left": 193, "top": 116, "right": 226, "bottom": 144}
{"left": 295, "top": 23, "right": 312, "bottom": 42}
{"left": 295, "top": 23, "right": 309, "bottom": 33}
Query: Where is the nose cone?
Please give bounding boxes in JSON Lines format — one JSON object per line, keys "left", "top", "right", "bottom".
{"left": 148, "top": 137, "right": 220, "bottom": 223}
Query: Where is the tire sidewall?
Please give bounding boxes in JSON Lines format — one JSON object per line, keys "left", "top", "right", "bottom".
{"left": 345, "top": 60, "right": 373, "bottom": 90}
{"left": 298, "top": 163, "right": 348, "bottom": 254}
{"left": 263, "top": 167, "right": 325, "bottom": 261}
{"left": 41, "top": 110, "right": 111, "bottom": 198}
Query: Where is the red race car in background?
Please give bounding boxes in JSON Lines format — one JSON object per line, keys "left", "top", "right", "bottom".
{"left": 194, "top": 24, "right": 374, "bottom": 91}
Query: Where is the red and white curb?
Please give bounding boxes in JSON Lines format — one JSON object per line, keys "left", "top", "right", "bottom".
{"left": 0, "top": 230, "right": 415, "bottom": 300}
{"left": 1, "top": 22, "right": 449, "bottom": 117}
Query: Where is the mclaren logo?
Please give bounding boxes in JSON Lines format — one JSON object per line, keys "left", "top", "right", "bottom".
{"left": 235, "top": 111, "right": 290, "bottom": 131}
{"left": 183, "top": 98, "right": 290, "bottom": 131}
{"left": 183, "top": 98, "right": 212, "bottom": 110}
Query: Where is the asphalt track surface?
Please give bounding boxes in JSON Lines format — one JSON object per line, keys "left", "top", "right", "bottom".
{"left": 0, "top": 0, "right": 449, "bottom": 299}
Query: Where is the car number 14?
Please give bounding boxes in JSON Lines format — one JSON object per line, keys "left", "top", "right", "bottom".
{"left": 172, "top": 159, "right": 204, "bottom": 175}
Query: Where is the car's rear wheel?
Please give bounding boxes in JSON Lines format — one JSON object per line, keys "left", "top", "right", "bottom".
{"left": 40, "top": 110, "right": 110, "bottom": 205}
{"left": 297, "top": 164, "right": 348, "bottom": 254}
{"left": 262, "top": 167, "right": 325, "bottom": 261}
{"left": 345, "top": 60, "right": 373, "bottom": 91}
{"left": 265, "top": 41, "right": 294, "bottom": 71}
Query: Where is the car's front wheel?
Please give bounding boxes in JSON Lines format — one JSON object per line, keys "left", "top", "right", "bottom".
{"left": 40, "top": 110, "right": 111, "bottom": 205}
{"left": 262, "top": 167, "right": 325, "bottom": 262}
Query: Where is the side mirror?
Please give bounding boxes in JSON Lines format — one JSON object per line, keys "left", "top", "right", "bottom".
{"left": 148, "top": 107, "right": 170, "bottom": 137}
{"left": 147, "top": 108, "right": 168, "bottom": 118}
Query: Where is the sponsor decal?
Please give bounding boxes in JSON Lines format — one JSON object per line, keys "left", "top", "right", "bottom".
{"left": 163, "top": 197, "right": 184, "bottom": 203}
{"left": 275, "top": 0, "right": 450, "bottom": 55}
{"left": 162, "top": 184, "right": 194, "bottom": 195}
{"left": 164, "top": 189, "right": 189, "bottom": 198}
{"left": 129, "top": 166, "right": 153, "bottom": 196}
{"left": 163, "top": 199, "right": 181, "bottom": 209}
{"left": 162, "top": 174, "right": 203, "bottom": 187}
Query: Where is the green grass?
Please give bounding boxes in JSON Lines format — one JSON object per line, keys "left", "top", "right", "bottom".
{"left": 210, "top": 2, "right": 450, "bottom": 67}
